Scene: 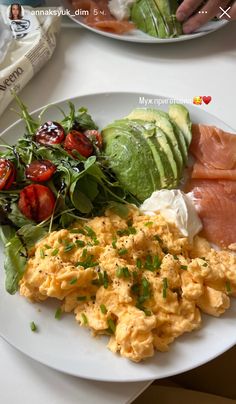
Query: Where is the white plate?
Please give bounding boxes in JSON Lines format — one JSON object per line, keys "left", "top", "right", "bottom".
{"left": 0, "top": 92, "right": 235, "bottom": 382}
{"left": 61, "top": 0, "right": 228, "bottom": 43}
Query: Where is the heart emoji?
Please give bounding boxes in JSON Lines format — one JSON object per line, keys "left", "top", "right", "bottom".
{"left": 203, "top": 96, "right": 212, "bottom": 105}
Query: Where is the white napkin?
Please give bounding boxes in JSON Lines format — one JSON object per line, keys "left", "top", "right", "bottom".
{"left": 0, "top": 6, "right": 61, "bottom": 117}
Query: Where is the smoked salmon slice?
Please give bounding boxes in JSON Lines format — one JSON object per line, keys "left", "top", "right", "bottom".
{"left": 192, "top": 161, "right": 236, "bottom": 181}
{"left": 71, "top": 0, "right": 135, "bottom": 34}
{"left": 190, "top": 124, "right": 236, "bottom": 170}
{"left": 89, "top": 20, "right": 135, "bottom": 34}
{"left": 186, "top": 179, "right": 236, "bottom": 248}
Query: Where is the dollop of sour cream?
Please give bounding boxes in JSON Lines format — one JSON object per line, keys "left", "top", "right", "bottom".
{"left": 108, "top": 0, "right": 136, "bottom": 21}
{"left": 140, "top": 189, "right": 202, "bottom": 241}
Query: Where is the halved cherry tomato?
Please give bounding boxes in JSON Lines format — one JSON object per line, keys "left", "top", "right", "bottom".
{"left": 35, "top": 121, "right": 65, "bottom": 145}
{"left": 18, "top": 184, "right": 56, "bottom": 222}
{"left": 64, "top": 130, "right": 93, "bottom": 158}
{"left": 84, "top": 130, "right": 103, "bottom": 149}
{"left": 0, "top": 159, "right": 16, "bottom": 190}
{"left": 25, "top": 160, "right": 57, "bottom": 182}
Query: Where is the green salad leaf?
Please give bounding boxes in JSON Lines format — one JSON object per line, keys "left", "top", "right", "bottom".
{"left": 3, "top": 225, "right": 47, "bottom": 294}
{"left": 0, "top": 98, "right": 133, "bottom": 294}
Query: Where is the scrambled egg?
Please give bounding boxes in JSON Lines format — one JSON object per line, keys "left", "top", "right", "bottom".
{"left": 19, "top": 208, "right": 236, "bottom": 362}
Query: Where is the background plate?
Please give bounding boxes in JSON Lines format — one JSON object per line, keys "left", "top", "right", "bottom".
{"left": 61, "top": 0, "right": 228, "bottom": 43}
{"left": 0, "top": 92, "right": 235, "bottom": 382}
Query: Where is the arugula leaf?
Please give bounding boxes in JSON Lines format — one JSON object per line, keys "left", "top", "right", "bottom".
{"left": 60, "top": 102, "right": 76, "bottom": 132}
{"left": 74, "top": 107, "right": 98, "bottom": 132}
{"left": 71, "top": 188, "right": 93, "bottom": 214}
{"left": 7, "top": 203, "right": 35, "bottom": 228}
{"left": 0, "top": 225, "right": 16, "bottom": 245}
{"left": 60, "top": 104, "right": 98, "bottom": 133}
{"left": 107, "top": 202, "right": 129, "bottom": 219}
{"left": 3, "top": 225, "right": 47, "bottom": 294}
{"left": 13, "top": 93, "right": 39, "bottom": 135}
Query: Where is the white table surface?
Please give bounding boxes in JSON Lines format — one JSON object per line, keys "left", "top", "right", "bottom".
{"left": 0, "top": 15, "right": 236, "bottom": 404}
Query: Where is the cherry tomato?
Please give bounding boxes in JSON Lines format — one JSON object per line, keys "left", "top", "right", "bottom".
{"left": 84, "top": 130, "right": 103, "bottom": 149}
{"left": 0, "top": 159, "right": 16, "bottom": 190}
{"left": 64, "top": 130, "right": 93, "bottom": 158}
{"left": 18, "top": 184, "right": 56, "bottom": 222}
{"left": 35, "top": 121, "right": 65, "bottom": 145}
{"left": 25, "top": 160, "right": 57, "bottom": 182}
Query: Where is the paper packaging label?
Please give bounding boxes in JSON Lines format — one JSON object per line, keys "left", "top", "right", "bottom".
{"left": 0, "top": 5, "right": 61, "bottom": 117}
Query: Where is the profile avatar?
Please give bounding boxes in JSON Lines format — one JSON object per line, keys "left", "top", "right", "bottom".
{"left": 9, "top": 3, "right": 23, "bottom": 20}
{"left": 8, "top": 3, "right": 30, "bottom": 38}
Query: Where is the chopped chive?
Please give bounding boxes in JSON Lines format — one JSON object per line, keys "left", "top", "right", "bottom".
{"left": 118, "top": 248, "right": 128, "bottom": 256}
{"left": 135, "top": 277, "right": 151, "bottom": 306}
{"left": 132, "top": 271, "right": 138, "bottom": 279}
{"left": 116, "top": 267, "right": 131, "bottom": 279}
{"left": 84, "top": 225, "right": 96, "bottom": 238}
{"left": 117, "top": 227, "right": 137, "bottom": 236}
{"left": 55, "top": 307, "right": 62, "bottom": 319}
{"left": 107, "top": 319, "right": 116, "bottom": 334}
{"left": 75, "top": 240, "right": 85, "bottom": 248}
{"left": 226, "top": 280, "right": 232, "bottom": 294}
{"left": 123, "top": 267, "right": 131, "bottom": 278}
{"left": 128, "top": 226, "right": 137, "bottom": 234}
{"left": 154, "top": 235, "right": 162, "bottom": 243}
{"left": 44, "top": 244, "right": 51, "bottom": 249}
{"left": 144, "top": 254, "right": 160, "bottom": 271}
{"left": 103, "top": 271, "right": 109, "bottom": 289}
{"left": 58, "top": 238, "right": 63, "bottom": 244}
{"left": 153, "top": 255, "right": 161, "bottom": 269}
{"left": 30, "top": 321, "right": 37, "bottom": 332}
{"left": 127, "top": 219, "right": 133, "bottom": 227}
{"left": 117, "top": 229, "right": 127, "bottom": 236}
{"left": 162, "top": 277, "right": 168, "bottom": 299}
{"left": 143, "top": 308, "right": 152, "bottom": 316}
{"left": 51, "top": 248, "right": 59, "bottom": 256}
{"left": 81, "top": 313, "right": 88, "bottom": 325}
{"left": 136, "top": 258, "right": 142, "bottom": 270}
{"left": 76, "top": 254, "right": 99, "bottom": 269}
{"left": 180, "top": 265, "right": 188, "bottom": 270}
{"left": 93, "top": 238, "right": 99, "bottom": 245}
{"left": 70, "top": 228, "right": 86, "bottom": 234}
{"left": 116, "top": 268, "right": 123, "bottom": 278}
{"left": 136, "top": 304, "right": 152, "bottom": 316}
{"left": 64, "top": 242, "right": 75, "bottom": 253}
{"left": 142, "top": 277, "right": 150, "bottom": 298}
{"left": 145, "top": 221, "right": 153, "bottom": 227}
{"left": 100, "top": 304, "right": 107, "bottom": 314}
{"left": 202, "top": 263, "right": 208, "bottom": 267}
{"left": 40, "top": 248, "right": 45, "bottom": 259}
{"left": 112, "top": 238, "right": 117, "bottom": 249}
{"left": 200, "top": 257, "right": 206, "bottom": 261}
{"left": 131, "top": 283, "right": 139, "bottom": 294}
{"left": 77, "top": 296, "right": 87, "bottom": 301}
{"left": 173, "top": 255, "right": 179, "bottom": 260}
{"left": 98, "top": 272, "right": 104, "bottom": 284}
{"left": 69, "top": 277, "right": 77, "bottom": 285}
{"left": 82, "top": 248, "right": 87, "bottom": 258}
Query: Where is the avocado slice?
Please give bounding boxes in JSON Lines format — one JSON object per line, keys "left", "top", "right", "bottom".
{"left": 131, "top": 0, "right": 166, "bottom": 38}
{"left": 127, "top": 120, "right": 167, "bottom": 189}
{"left": 128, "top": 118, "right": 179, "bottom": 187}
{"left": 168, "top": 104, "right": 192, "bottom": 147}
{"left": 154, "top": 126, "right": 179, "bottom": 188}
{"left": 131, "top": 0, "right": 182, "bottom": 39}
{"left": 102, "top": 119, "right": 162, "bottom": 201}
{"left": 127, "top": 108, "right": 186, "bottom": 171}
